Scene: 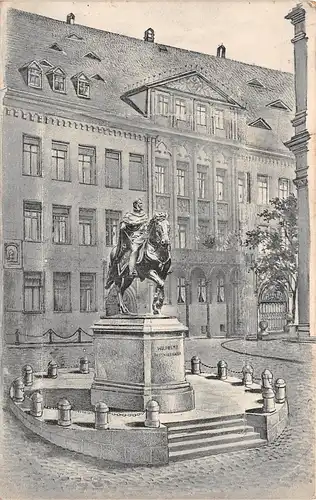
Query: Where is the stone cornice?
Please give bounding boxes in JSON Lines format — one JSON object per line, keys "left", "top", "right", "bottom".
{"left": 4, "top": 106, "right": 148, "bottom": 142}
{"left": 291, "top": 32, "right": 308, "bottom": 44}
{"left": 238, "top": 152, "right": 293, "bottom": 168}
{"left": 291, "top": 110, "right": 307, "bottom": 128}
{"left": 284, "top": 129, "right": 310, "bottom": 154}
{"left": 285, "top": 5, "right": 305, "bottom": 25}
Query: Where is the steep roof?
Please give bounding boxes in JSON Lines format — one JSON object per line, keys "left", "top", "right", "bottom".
{"left": 5, "top": 8, "right": 295, "bottom": 149}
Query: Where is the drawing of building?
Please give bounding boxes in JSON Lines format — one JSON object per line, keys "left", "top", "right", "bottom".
{"left": 1, "top": 8, "right": 296, "bottom": 342}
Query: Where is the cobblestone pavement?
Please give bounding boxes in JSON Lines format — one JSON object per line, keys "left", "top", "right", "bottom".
{"left": 0, "top": 338, "right": 315, "bottom": 500}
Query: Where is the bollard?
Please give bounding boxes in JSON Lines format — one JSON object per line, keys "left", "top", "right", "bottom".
{"left": 12, "top": 378, "right": 25, "bottom": 402}
{"left": 30, "top": 391, "right": 44, "bottom": 417}
{"left": 217, "top": 360, "right": 228, "bottom": 380}
{"left": 79, "top": 356, "right": 89, "bottom": 374}
{"left": 57, "top": 398, "right": 72, "bottom": 427}
{"left": 191, "top": 356, "right": 201, "bottom": 375}
{"left": 242, "top": 363, "right": 254, "bottom": 387}
{"left": 262, "top": 386, "right": 276, "bottom": 413}
{"left": 275, "top": 378, "right": 286, "bottom": 404}
{"left": 144, "top": 400, "right": 160, "bottom": 428}
{"left": 94, "top": 401, "right": 109, "bottom": 430}
{"left": 261, "top": 369, "right": 273, "bottom": 389}
{"left": 22, "top": 365, "right": 34, "bottom": 386}
{"left": 47, "top": 360, "right": 58, "bottom": 379}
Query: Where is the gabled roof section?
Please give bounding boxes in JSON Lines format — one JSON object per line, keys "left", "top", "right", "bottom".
{"left": 266, "top": 99, "right": 291, "bottom": 111}
{"left": 46, "top": 66, "right": 66, "bottom": 76}
{"left": 122, "top": 70, "right": 243, "bottom": 116}
{"left": 67, "top": 33, "right": 83, "bottom": 40}
{"left": 84, "top": 51, "right": 101, "bottom": 62}
{"left": 247, "top": 78, "right": 265, "bottom": 89}
{"left": 91, "top": 74, "right": 105, "bottom": 82}
{"left": 20, "top": 60, "right": 41, "bottom": 71}
{"left": 71, "top": 72, "right": 90, "bottom": 82}
{"left": 248, "top": 117, "right": 272, "bottom": 130}
{"left": 40, "top": 59, "right": 53, "bottom": 68}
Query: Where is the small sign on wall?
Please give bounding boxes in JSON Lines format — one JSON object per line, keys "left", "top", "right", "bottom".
{"left": 4, "top": 240, "right": 22, "bottom": 268}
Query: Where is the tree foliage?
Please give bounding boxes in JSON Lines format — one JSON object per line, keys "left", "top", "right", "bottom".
{"left": 245, "top": 194, "right": 298, "bottom": 320}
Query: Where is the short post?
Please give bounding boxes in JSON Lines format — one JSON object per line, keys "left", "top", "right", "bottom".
{"left": 47, "top": 360, "right": 58, "bottom": 379}
{"left": 79, "top": 356, "right": 89, "bottom": 374}
{"left": 262, "top": 386, "right": 276, "bottom": 413}
{"left": 144, "top": 400, "right": 160, "bottom": 428}
{"left": 217, "top": 360, "right": 228, "bottom": 380}
{"left": 242, "top": 363, "right": 254, "bottom": 387}
{"left": 12, "top": 378, "right": 25, "bottom": 402}
{"left": 261, "top": 369, "right": 273, "bottom": 388}
{"left": 94, "top": 401, "right": 109, "bottom": 429}
{"left": 57, "top": 398, "right": 72, "bottom": 427}
{"left": 191, "top": 356, "right": 201, "bottom": 375}
{"left": 22, "top": 365, "right": 34, "bottom": 386}
{"left": 30, "top": 391, "right": 44, "bottom": 417}
{"left": 275, "top": 378, "right": 286, "bottom": 404}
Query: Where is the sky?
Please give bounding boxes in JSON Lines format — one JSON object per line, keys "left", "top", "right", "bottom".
{"left": 5, "top": 0, "right": 301, "bottom": 73}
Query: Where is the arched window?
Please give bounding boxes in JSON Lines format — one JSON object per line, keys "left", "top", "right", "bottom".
{"left": 216, "top": 274, "right": 225, "bottom": 303}
{"left": 197, "top": 278, "right": 206, "bottom": 303}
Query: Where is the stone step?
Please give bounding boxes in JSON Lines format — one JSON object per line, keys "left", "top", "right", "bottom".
{"left": 168, "top": 431, "right": 261, "bottom": 451}
{"left": 168, "top": 424, "right": 254, "bottom": 442}
{"left": 164, "top": 416, "right": 245, "bottom": 434}
{"left": 169, "top": 437, "right": 267, "bottom": 461}
{"left": 164, "top": 413, "right": 244, "bottom": 428}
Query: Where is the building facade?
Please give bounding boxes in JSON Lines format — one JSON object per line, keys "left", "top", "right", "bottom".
{"left": 2, "top": 9, "right": 295, "bottom": 343}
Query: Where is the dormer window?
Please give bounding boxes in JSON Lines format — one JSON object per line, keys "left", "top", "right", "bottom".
{"left": 91, "top": 74, "right": 105, "bottom": 82}
{"left": 84, "top": 52, "right": 101, "bottom": 62}
{"left": 247, "top": 78, "right": 265, "bottom": 89}
{"left": 50, "top": 43, "right": 63, "bottom": 52}
{"left": 72, "top": 73, "right": 90, "bottom": 98}
{"left": 47, "top": 67, "right": 66, "bottom": 93}
{"left": 26, "top": 61, "right": 42, "bottom": 88}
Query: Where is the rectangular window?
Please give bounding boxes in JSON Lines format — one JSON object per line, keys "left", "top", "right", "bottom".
{"left": 175, "top": 98, "right": 186, "bottom": 121}
{"left": 24, "top": 272, "right": 43, "bottom": 312}
{"left": 78, "top": 79, "right": 90, "bottom": 98}
{"left": 198, "top": 278, "right": 206, "bottom": 303}
{"left": 216, "top": 275, "right": 225, "bottom": 303}
{"left": 79, "top": 146, "right": 96, "bottom": 185}
{"left": 129, "top": 154, "right": 145, "bottom": 191}
{"left": 216, "top": 171, "right": 225, "bottom": 201}
{"left": 218, "top": 221, "right": 228, "bottom": 243}
{"left": 105, "top": 150, "right": 121, "bottom": 188}
{"left": 198, "top": 222, "right": 209, "bottom": 248}
{"left": 238, "top": 173, "right": 245, "bottom": 203}
{"left": 28, "top": 67, "right": 42, "bottom": 88}
{"left": 53, "top": 73, "right": 66, "bottom": 92}
{"left": 158, "top": 94, "right": 169, "bottom": 116}
{"left": 155, "top": 161, "right": 168, "bottom": 194}
{"left": 80, "top": 273, "right": 96, "bottom": 312}
{"left": 176, "top": 169, "right": 186, "bottom": 196}
{"left": 196, "top": 103, "right": 207, "bottom": 126}
{"left": 53, "top": 272, "right": 71, "bottom": 312}
{"left": 214, "top": 109, "right": 224, "bottom": 129}
{"left": 52, "top": 141, "right": 69, "bottom": 181}
{"left": 177, "top": 220, "right": 188, "bottom": 249}
{"left": 52, "top": 205, "right": 71, "bottom": 244}
{"left": 105, "top": 210, "right": 121, "bottom": 246}
{"left": 24, "top": 201, "right": 42, "bottom": 242}
{"left": 79, "top": 208, "right": 96, "bottom": 245}
{"left": 258, "top": 175, "right": 269, "bottom": 204}
{"left": 278, "top": 178, "right": 290, "bottom": 199}
{"left": 177, "top": 277, "right": 186, "bottom": 304}
{"left": 197, "top": 171, "right": 206, "bottom": 199}
{"left": 23, "top": 135, "right": 41, "bottom": 176}
{"left": 246, "top": 172, "right": 251, "bottom": 203}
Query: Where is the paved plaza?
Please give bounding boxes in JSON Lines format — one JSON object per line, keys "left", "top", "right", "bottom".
{"left": 0, "top": 338, "right": 315, "bottom": 499}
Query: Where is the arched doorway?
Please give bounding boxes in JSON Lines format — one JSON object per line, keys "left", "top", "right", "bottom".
{"left": 105, "top": 287, "right": 137, "bottom": 316}
{"left": 258, "top": 284, "right": 288, "bottom": 332}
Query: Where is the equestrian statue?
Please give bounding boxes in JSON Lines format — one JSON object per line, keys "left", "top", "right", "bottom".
{"left": 105, "top": 199, "right": 171, "bottom": 315}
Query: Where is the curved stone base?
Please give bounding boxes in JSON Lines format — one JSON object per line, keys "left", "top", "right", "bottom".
{"left": 91, "top": 381, "right": 194, "bottom": 413}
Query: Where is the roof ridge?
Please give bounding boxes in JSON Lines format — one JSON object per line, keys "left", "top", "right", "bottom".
{"left": 8, "top": 7, "right": 293, "bottom": 76}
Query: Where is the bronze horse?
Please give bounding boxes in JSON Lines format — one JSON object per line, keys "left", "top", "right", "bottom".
{"left": 105, "top": 212, "right": 171, "bottom": 315}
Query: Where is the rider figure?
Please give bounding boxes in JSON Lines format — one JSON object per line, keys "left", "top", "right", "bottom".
{"left": 119, "top": 199, "right": 148, "bottom": 277}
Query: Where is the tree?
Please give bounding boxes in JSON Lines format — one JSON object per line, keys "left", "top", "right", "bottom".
{"left": 245, "top": 194, "right": 298, "bottom": 321}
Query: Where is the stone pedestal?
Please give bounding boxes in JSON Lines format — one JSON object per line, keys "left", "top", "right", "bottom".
{"left": 90, "top": 315, "right": 195, "bottom": 413}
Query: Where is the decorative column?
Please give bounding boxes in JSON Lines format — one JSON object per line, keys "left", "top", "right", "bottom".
{"left": 185, "top": 280, "right": 190, "bottom": 337}
{"left": 285, "top": 5, "right": 311, "bottom": 337}
{"left": 206, "top": 280, "right": 211, "bottom": 338}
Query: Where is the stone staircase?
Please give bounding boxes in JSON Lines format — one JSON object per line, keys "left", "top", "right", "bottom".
{"left": 165, "top": 413, "right": 267, "bottom": 461}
